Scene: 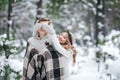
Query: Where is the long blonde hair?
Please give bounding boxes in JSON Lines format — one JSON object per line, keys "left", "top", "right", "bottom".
{"left": 62, "top": 30, "right": 77, "bottom": 66}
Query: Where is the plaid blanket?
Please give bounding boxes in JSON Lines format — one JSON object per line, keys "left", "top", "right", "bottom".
{"left": 23, "top": 41, "right": 40, "bottom": 80}
{"left": 23, "top": 43, "right": 64, "bottom": 80}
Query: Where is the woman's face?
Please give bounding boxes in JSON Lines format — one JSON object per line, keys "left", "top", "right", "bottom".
{"left": 58, "top": 32, "right": 68, "bottom": 44}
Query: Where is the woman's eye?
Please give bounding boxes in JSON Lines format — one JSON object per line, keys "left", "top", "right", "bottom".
{"left": 61, "top": 34, "right": 64, "bottom": 36}
{"left": 63, "top": 36, "right": 67, "bottom": 39}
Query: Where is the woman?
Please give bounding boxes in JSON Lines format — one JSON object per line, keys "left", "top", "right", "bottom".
{"left": 42, "top": 23, "right": 77, "bottom": 79}
{"left": 58, "top": 30, "right": 77, "bottom": 66}
{"left": 58, "top": 30, "right": 77, "bottom": 79}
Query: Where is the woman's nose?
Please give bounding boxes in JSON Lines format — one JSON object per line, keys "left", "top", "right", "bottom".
{"left": 58, "top": 35, "right": 62, "bottom": 40}
{"left": 60, "top": 35, "right": 63, "bottom": 39}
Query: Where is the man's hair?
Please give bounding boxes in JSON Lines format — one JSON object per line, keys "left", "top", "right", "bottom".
{"left": 37, "top": 18, "right": 50, "bottom": 23}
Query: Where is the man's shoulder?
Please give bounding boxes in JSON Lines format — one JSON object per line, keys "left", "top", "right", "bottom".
{"left": 26, "top": 37, "right": 37, "bottom": 50}
{"left": 27, "top": 37, "right": 38, "bottom": 45}
{"left": 27, "top": 37, "right": 35, "bottom": 42}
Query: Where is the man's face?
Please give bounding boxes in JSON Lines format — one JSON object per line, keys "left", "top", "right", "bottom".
{"left": 58, "top": 32, "right": 68, "bottom": 44}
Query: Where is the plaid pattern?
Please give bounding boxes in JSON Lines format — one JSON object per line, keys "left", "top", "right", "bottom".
{"left": 45, "top": 45, "right": 64, "bottom": 80}
{"left": 23, "top": 41, "right": 40, "bottom": 80}
{"left": 23, "top": 44, "right": 64, "bottom": 80}
{"left": 23, "top": 36, "right": 50, "bottom": 80}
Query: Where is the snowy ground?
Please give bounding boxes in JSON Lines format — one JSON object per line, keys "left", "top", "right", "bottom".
{"left": 68, "top": 48, "right": 112, "bottom": 80}
{"left": 69, "top": 57, "right": 101, "bottom": 80}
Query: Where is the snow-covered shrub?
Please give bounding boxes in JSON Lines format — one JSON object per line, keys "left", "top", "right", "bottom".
{"left": 102, "top": 30, "right": 120, "bottom": 60}
{"left": 0, "top": 29, "right": 26, "bottom": 80}
{"left": 94, "top": 30, "right": 120, "bottom": 79}
{"left": 95, "top": 30, "right": 120, "bottom": 61}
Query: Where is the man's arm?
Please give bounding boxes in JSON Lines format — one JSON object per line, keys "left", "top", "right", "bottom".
{"left": 41, "top": 23, "right": 71, "bottom": 58}
{"left": 49, "top": 34, "right": 71, "bottom": 58}
{"left": 23, "top": 41, "right": 30, "bottom": 80}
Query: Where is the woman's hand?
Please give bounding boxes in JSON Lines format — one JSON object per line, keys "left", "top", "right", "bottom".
{"left": 41, "top": 23, "right": 55, "bottom": 35}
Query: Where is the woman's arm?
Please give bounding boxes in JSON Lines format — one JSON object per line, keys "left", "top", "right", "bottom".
{"left": 49, "top": 34, "right": 72, "bottom": 58}
{"left": 41, "top": 23, "right": 72, "bottom": 58}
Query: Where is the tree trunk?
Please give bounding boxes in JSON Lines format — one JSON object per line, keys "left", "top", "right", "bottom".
{"left": 35, "top": 0, "right": 42, "bottom": 23}
{"left": 7, "top": 0, "right": 12, "bottom": 39}
{"left": 95, "top": 0, "right": 106, "bottom": 46}
{"left": 95, "top": 0, "right": 106, "bottom": 72}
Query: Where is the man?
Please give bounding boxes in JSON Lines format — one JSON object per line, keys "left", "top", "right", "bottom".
{"left": 23, "top": 18, "right": 64, "bottom": 80}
